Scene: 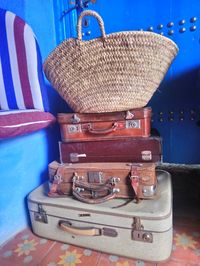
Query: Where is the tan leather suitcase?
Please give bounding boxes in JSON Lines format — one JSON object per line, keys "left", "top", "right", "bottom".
{"left": 57, "top": 107, "right": 151, "bottom": 142}
{"left": 27, "top": 170, "right": 172, "bottom": 262}
{"left": 48, "top": 161, "right": 157, "bottom": 203}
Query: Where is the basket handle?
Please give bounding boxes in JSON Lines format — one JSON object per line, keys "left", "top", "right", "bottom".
{"left": 77, "top": 10, "right": 106, "bottom": 41}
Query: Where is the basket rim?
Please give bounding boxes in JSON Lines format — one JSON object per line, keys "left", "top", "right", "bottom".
{"left": 54, "top": 30, "right": 178, "bottom": 50}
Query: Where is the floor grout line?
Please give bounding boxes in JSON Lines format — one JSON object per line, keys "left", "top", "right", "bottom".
{"left": 37, "top": 241, "right": 57, "bottom": 265}
{"left": 95, "top": 251, "right": 102, "bottom": 266}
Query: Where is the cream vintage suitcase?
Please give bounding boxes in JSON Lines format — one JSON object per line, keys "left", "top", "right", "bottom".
{"left": 27, "top": 170, "right": 172, "bottom": 262}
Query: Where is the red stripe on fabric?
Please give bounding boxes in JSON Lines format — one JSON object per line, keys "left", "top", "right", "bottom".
{"left": 14, "top": 16, "right": 34, "bottom": 108}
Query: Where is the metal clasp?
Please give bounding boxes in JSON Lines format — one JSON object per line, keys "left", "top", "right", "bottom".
{"left": 34, "top": 204, "right": 48, "bottom": 224}
{"left": 70, "top": 153, "right": 86, "bottom": 162}
{"left": 132, "top": 217, "right": 153, "bottom": 243}
{"left": 141, "top": 150, "right": 152, "bottom": 161}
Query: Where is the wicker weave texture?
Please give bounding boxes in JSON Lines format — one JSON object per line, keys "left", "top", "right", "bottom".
{"left": 44, "top": 10, "right": 178, "bottom": 113}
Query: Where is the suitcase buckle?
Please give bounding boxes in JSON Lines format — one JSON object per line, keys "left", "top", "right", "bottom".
{"left": 53, "top": 174, "right": 63, "bottom": 183}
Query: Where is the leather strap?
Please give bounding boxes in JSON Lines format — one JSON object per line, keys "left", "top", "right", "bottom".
{"left": 130, "top": 165, "right": 140, "bottom": 202}
{"left": 48, "top": 166, "right": 65, "bottom": 197}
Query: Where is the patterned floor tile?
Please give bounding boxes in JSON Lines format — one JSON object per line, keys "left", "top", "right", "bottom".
{"left": 96, "top": 253, "right": 156, "bottom": 266}
{"left": 1, "top": 223, "right": 200, "bottom": 266}
{"left": 39, "top": 241, "right": 101, "bottom": 266}
{"left": 157, "top": 259, "right": 199, "bottom": 266}
{"left": 170, "top": 225, "right": 200, "bottom": 265}
{"left": 0, "top": 228, "right": 55, "bottom": 266}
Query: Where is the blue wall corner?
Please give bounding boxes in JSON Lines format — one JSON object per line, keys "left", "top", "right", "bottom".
{"left": 0, "top": 129, "right": 58, "bottom": 245}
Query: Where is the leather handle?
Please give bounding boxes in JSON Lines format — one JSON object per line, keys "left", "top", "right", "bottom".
{"left": 72, "top": 176, "right": 119, "bottom": 203}
{"left": 59, "top": 220, "right": 101, "bottom": 236}
{"left": 73, "top": 188, "right": 117, "bottom": 204}
{"left": 87, "top": 122, "right": 118, "bottom": 135}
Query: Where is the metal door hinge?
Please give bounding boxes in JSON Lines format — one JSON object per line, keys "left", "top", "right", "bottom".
{"left": 132, "top": 217, "right": 153, "bottom": 243}
{"left": 34, "top": 204, "right": 48, "bottom": 224}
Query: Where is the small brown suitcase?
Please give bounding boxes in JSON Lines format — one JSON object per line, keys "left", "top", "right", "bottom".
{"left": 48, "top": 161, "right": 157, "bottom": 203}
{"left": 57, "top": 107, "right": 151, "bottom": 142}
{"left": 59, "top": 136, "right": 162, "bottom": 164}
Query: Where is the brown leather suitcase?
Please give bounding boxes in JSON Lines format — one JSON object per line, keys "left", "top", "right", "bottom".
{"left": 48, "top": 161, "right": 157, "bottom": 203}
{"left": 57, "top": 107, "right": 151, "bottom": 142}
{"left": 59, "top": 137, "right": 162, "bottom": 164}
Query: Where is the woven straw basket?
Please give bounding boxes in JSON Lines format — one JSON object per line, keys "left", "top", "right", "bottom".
{"left": 44, "top": 10, "right": 179, "bottom": 113}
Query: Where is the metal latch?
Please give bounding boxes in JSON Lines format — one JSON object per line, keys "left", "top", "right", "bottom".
{"left": 34, "top": 204, "right": 48, "bottom": 223}
{"left": 132, "top": 217, "right": 153, "bottom": 243}
{"left": 67, "top": 124, "right": 81, "bottom": 134}
{"left": 70, "top": 153, "right": 87, "bottom": 162}
{"left": 141, "top": 150, "right": 152, "bottom": 161}
{"left": 126, "top": 119, "right": 141, "bottom": 129}
{"left": 88, "top": 171, "right": 104, "bottom": 183}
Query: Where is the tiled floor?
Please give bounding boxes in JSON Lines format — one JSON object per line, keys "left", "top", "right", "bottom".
{"left": 0, "top": 214, "right": 200, "bottom": 266}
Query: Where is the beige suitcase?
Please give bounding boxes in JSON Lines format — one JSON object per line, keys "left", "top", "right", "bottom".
{"left": 27, "top": 170, "right": 172, "bottom": 262}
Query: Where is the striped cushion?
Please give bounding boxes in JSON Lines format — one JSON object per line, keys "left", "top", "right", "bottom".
{"left": 0, "top": 8, "right": 49, "bottom": 111}
{"left": 0, "top": 109, "right": 55, "bottom": 139}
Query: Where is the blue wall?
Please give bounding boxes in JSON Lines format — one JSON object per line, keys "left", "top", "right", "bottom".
{"left": 0, "top": 0, "right": 64, "bottom": 245}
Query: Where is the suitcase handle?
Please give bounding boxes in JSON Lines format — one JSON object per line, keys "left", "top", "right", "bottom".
{"left": 72, "top": 176, "right": 120, "bottom": 204}
{"left": 72, "top": 183, "right": 119, "bottom": 204}
{"left": 87, "top": 122, "right": 118, "bottom": 134}
{"left": 59, "top": 220, "right": 101, "bottom": 236}
{"left": 59, "top": 220, "right": 118, "bottom": 237}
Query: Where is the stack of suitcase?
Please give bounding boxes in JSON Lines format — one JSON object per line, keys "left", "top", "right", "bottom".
{"left": 27, "top": 107, "right": 173, "bottom": 262}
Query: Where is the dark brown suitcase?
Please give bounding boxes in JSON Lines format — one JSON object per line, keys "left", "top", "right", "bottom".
{"left": 57, "top": 107, "right": 151, "bottom": 142}
{"left": 59, "top": 137, "right": 162, "bottom": 164}
{"left": 48, "top": 161, "right": 157, "bottom": 203}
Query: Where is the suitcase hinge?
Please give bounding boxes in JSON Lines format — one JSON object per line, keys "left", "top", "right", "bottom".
{"left": 34, "top": 204, "right": 48, "bottom": 224}
{"left": 125, "top": 110, "right": 135, "bottom": 119}
{"left": 132, "top": 217, "right": 153, "bottom": 243}
{"left": 70, "top": 114, "right": 80, "bottom": 123}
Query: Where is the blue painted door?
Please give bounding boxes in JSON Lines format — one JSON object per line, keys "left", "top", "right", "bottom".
{"left": 58, "top": 0, "right": 200, "bottom": 163}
